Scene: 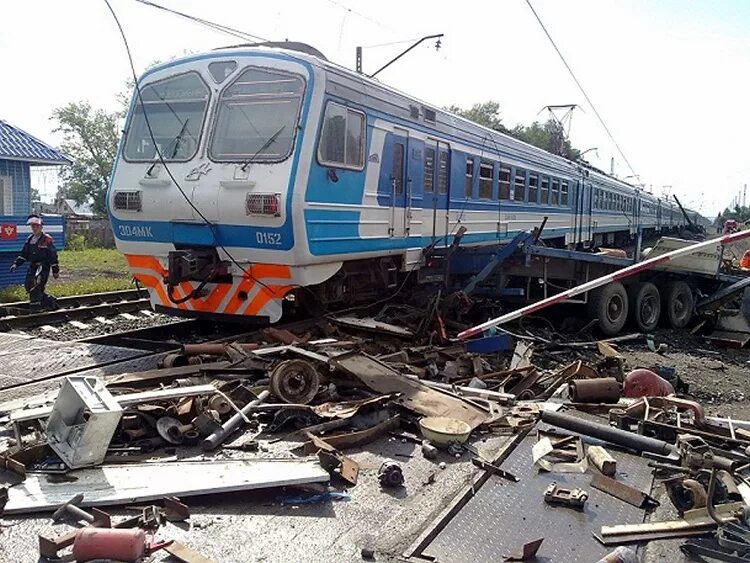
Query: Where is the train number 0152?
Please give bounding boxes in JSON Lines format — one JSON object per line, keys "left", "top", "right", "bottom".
{"left": 256, "top": 232, "right": 282, "bottom": 246}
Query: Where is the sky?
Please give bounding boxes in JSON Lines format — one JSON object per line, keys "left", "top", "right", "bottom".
{"left": 2, "top": 0, "right": 749, "bottom": 217}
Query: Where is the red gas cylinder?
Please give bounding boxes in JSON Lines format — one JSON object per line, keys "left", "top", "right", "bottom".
{"left": 741, "top": 250, "right": 750, "bottom": 270}
{"left": 623, "top": 369, "right": 674, "bottom": 398}
{"left": 72, "top": 528, "right": 146, "bottom": 562}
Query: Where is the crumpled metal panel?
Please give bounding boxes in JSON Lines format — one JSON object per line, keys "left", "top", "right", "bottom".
{"left": 420, "top": 422, "right": 654, "bottom": 563}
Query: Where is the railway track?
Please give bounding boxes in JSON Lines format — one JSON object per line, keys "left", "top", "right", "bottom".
{"left": 0, "top": 289, "right": 151, "bottom": 331}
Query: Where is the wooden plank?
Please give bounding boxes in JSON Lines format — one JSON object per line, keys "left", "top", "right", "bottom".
{"left": 331, "top": 352, "right": 488, "bottom": 429}
{"left": 164, "top": 541, "right": 217, "bottom": 563}
{"left": 4, "top": 459, "right": 329, "bottom": 514}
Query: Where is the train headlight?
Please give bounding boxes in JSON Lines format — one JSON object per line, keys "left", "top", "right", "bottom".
{"left": 246, "top": 193, "right": 281, "bottom": 217}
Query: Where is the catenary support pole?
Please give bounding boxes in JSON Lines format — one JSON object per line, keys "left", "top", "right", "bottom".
{"left": 458, "top": 229, "right": 750, "bottom": 340}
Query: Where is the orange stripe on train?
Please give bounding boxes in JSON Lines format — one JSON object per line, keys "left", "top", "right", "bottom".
{"left": 126, "top": 254, "right": 291, "bottom": 316}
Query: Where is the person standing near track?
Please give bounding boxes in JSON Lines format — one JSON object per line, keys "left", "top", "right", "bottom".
{"left": 9, "top": 215, "right": 60, "bottom": 310}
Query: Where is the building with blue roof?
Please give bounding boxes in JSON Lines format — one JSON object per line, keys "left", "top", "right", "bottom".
{"left": 0, "top": 120, "right": 70, "bottom": 289}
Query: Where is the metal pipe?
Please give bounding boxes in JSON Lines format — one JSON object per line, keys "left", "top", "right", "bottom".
{"left": 540, "top": 409, "right": 675, "bottom": 456}
{"left": 403, "top": 374, "right": 515, "bottom": 403}
{"left": 458, "top": 228, "right": 750, "bottom": 340}
{"left": 182, "top": 342, "right": 261, "bottom": 356}
{"left": 201, "top": 390, "right": 269, "bottom": 451}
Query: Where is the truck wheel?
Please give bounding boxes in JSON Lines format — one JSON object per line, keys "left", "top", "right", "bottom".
{"left": 628, "top": 282, "right": 661, "bottom": 332}
{"left": 663, "top": 281, "right": 694, "bottom": 329}
{"left": 588, "top": 281, "right": 629, "bottom": 337}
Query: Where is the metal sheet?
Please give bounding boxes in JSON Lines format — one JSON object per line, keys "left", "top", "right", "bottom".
{"left": 4, "top": 459, "right": 330, "bottom": 514}
{"left": 416, "top": 420, "right": 654, "bottom": 562}
{"left": 0, "top": 338, "right": 148, "bottom": 389}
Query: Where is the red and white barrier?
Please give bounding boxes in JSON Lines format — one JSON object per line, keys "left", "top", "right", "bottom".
{"left": 457, "top": 229, "right": 750, "bottom": 341}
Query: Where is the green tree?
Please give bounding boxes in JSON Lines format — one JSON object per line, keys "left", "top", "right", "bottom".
{"left": 445, "top": 101, "right": 507, "bottom": 132}
{"left": 512, "top": 119, "right": 580, "bottom": 160}
{"left": 446, "top": 101, "right": 580, "bottom": 160}
{"left": 51, "top": 102, "right": 120, "bottom": 216}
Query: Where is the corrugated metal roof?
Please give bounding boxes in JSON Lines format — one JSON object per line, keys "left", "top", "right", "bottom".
{"left": 0, "top": 120, "right": 71, "bottom": 165}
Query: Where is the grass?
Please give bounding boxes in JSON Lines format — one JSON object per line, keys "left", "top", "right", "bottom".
{"left": 0, "top": 247, "right": 134, "bottom": 303}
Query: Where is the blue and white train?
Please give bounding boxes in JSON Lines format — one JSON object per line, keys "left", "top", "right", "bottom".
{"left": 108, "top": 43, "right": 705, "bottom": 323}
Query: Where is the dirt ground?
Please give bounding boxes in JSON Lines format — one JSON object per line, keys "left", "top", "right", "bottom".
{"left": 615, "top": 327, "right": 750, "bottom": 419}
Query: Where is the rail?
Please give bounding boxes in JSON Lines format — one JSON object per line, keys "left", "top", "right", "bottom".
{"left": 0, "top": 289, "right": 150, "bottom": 331}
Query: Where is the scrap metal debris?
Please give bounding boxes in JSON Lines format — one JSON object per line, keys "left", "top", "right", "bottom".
{"left": 3, "top": 271, "right": 750, "bottom": 562}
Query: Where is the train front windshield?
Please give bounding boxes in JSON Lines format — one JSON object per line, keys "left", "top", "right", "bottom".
{"left": 124, "top": 72, "right": 210, "bottom": 162}
{"left": 209, "top": 67, "right": 305, "bottom": 163}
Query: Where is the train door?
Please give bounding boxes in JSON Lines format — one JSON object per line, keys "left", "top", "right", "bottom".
{"left": 657, "top": 200, "right": 663, "bottom": 230}
{"left": 424, "top": 139, "right": 450, "bottom": 243}
{"left": 573, "top": 179, "right": 593, "bottom": 246}
{"left": 388, "top": 128, "right": 409, "bottom": 238}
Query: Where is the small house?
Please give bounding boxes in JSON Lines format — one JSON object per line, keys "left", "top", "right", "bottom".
{"left": 0, "top": 120, "right": 69, "bottom": 288}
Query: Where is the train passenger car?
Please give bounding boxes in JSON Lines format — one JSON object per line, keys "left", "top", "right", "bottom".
{"left": 108, "top": 43, "right": 700, "bottom": 324}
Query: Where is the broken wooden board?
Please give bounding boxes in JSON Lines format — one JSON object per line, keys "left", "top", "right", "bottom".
{"left": 164, "top": 541, "right": 217, "bottom": 563}
{"left": 4, "top": 459, "right": 329, "bottom": 514}
{"left": 331, "top": 352, "right": 488, "bottom": 429}
{"left": 331, "top": 316, "right": 414, "bottom": 338}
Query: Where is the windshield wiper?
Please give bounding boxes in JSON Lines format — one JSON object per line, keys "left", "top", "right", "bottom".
{"left": 241, "top": 125, "right": 286, "bottom": 172}
{"left": 169, "top": 118, "right": 190, "bottom": 159}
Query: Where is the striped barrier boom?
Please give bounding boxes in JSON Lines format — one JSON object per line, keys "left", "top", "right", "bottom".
{"left": 457, "top": 229, "right": 750, "bottom": 341}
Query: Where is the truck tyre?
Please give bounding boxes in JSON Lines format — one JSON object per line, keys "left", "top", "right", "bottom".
{"left": 628, "top": 282, "right": 661, "bottom": 332}
{"left": 588, "top": 281, "right": 629, "bottom": 337}
{"left": 662, "top": 281, "right": 694, "bottom": 329}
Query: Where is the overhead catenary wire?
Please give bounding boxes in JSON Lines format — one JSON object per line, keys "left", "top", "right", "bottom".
{"left": 102, "top": 0, "right": 273, "bottom": 294}
{"left": 133, "top": 0, "right": 269, "bottom": 43}
{"left": 524, "top": 0, "right": 639, "bottom": 180}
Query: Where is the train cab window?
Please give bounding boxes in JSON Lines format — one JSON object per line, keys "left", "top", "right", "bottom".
{"left": 560, "top": 181, "right": 569, "bottom": 206}
{"left": 208, "top": 61, "right": 237, "bottom": 83}
{"left": 479, "top": 160, "right": 493, "bottom": 199}
{"left": 513, "top": 168, "right": 526, "bottom": 201}
{"left": 465, "top": 157, "right": 474, "bottom": 198}
{"left": 540, "top": 176, "right": 549, "bottom": 204}
{"left": 550, "top": 179, "right": 559, "bottom": 205}
{"left": 499, "top": 166, "right": 511, "bottom": 200}
{"left": 125, "top": 72, "right": 210, "bottom": 162}
{"left": 211, "top": 67, "right": 306, "bottom": 163}
{"left": 528, "top": 174, "right": 538, "bottom": 203}
{"left": 438, "top": 151, "right": 449, "bottom": 194}
{"left": 424, "top": 147, "right": 435, "bottom": 193}
{"left": 317, "top": 102, "right": 366, "bottom": 169}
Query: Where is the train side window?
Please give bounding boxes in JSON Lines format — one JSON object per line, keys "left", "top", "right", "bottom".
{"left": 424, "top": 147, "right": 435, "bottom": 193}
{"left": 560, "top": 181, "right": 569, "bottom": 206}
{"left": 479, "top": 160, "right": 493, "bottom": 199}
{"left": 528, "top": 174, "right": 538, "bottom": 203}
{"left": 551, "top": 179, "right": 559, "bottom": 205}
{"left": 594, "top": 189, "right": 599, "bottom": 209}
{"left": 465, "top": 157, "right": 474, "bottom": 198}
{"left": 540, "top": 176, "right": 549, "bottom": 204}
{"left": 317, "top": 102, "right": 366, "bottom": 170}
{"left": 513, "top": 168, "right": 526, "bottom": 201}
{"left": 438, "top": 151, "right": 449, "bottom": 194}
{"left": 499, "top": 166, "right": 511, "bottom": 200}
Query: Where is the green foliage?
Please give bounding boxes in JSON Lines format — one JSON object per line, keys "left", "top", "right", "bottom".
{"left": 511, "top": 120, "right": 580, "bottom": 160}
{"left": 445, "top": 101, "right": 507, "bottom": 132}
{"left": 66, "top": 233, "right": 86, "bottom": 251}
{"left": 0, "top": 248, "right": 132, "bottom": 303}
{"left": 446, "top": 101, "right": 581, "bottom": 160}
{"left": 718, "top": 205, "right": 750, "bottom": 225}
{"left": 52, "top": 102, "right": 120, "bottom": 216}
{"left": 58, "top": 248, "right": 129, "bottom": 275}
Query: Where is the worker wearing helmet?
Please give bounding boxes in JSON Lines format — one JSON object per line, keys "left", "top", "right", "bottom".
{"left": 9, "top": 215, "right": 60, "bottom": 309}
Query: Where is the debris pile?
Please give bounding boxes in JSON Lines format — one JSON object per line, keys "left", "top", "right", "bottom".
{"left": 2, "top": 313, "right": 750, "bottom": 560}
